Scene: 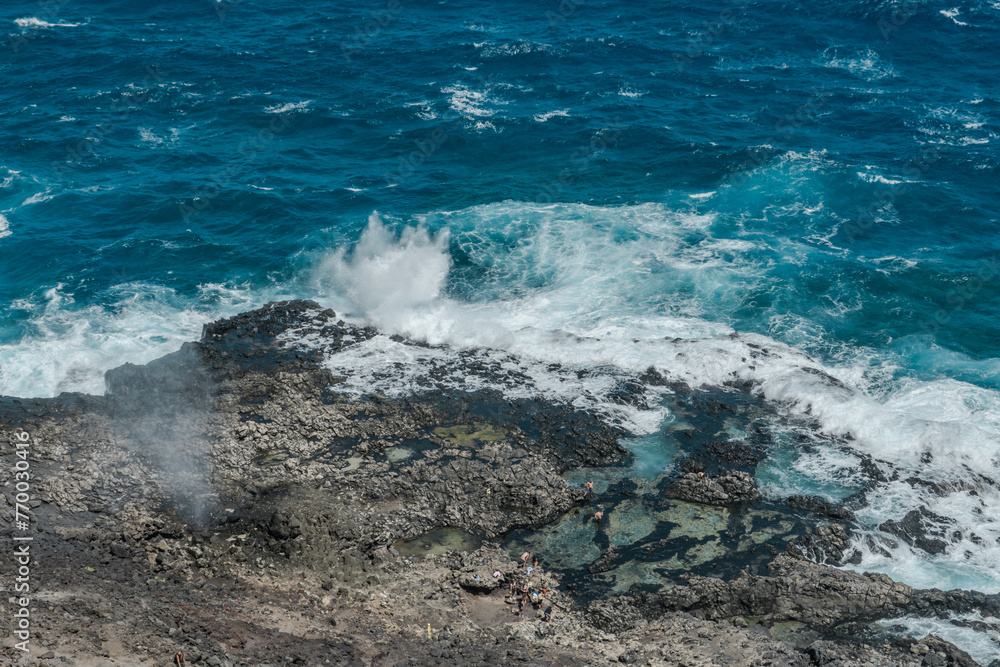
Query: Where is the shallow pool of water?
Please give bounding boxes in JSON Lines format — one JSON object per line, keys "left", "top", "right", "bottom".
{"left": 394, "top": 528, "right": 482, "bottom": 557}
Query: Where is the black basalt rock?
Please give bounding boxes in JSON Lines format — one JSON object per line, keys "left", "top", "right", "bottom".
{"left": 878, "top": 507, "right": 954, "bottom": 556}
{"left": 787, "top": 495, "right": 855, "bottom": 521}
{"left": 664, "top": 471, "right": 762, "bottom": 507}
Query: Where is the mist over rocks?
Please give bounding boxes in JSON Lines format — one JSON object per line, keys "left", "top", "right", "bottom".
{"left": 0, "top": 300, "right": 993, "bottom": 666}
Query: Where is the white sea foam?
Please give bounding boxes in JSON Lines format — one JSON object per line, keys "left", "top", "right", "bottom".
{"left": 0, "top": 213, "right": 11, "bottom": 239}
{"left": 0, "top": 282, "right": 292, "bottom": 399}
{"left": 533, "top": 109, "right": 569, "bottom": 122}
{"left": 477, "top": 40, "right": 550, "bottom": 58}
{"left": 404, "top": 101, "right": 437, "bottom": 120}
{"left": 940, "top": 8, "right": 969, "bottom": 25}
{"left": 14, "top": 17, "right": 81, "bottom": 29}
{"left": 879, "top": 614, "right": 1000, "bottom": 666}
{"left": 916, "top": 104, "right": 991, "bottom": 147}
{"left": 822, "top": 47, "right": 898, "bottom": 81}
{"left": 441, "top": 85, "right": 496, "bottom": 118}
{"left": 758, "top": 426, "right": 862, "bottom": 502}
{"left": 264, "top": 101, "right": 311, "bottom": 114}
{"left": 865, "top": 255, "right": 918, "bottom": 272}
{"left": 138, "top": 128, "right": 162, "bottom": 145}
{"left": 22, "top": 190, "right": 54, "bottom": 206}
{"left": 856, "top": 171, "right": 904, "bottom": 185}
{"left": 618, "top": 87, "right": 646, "bottom": 98}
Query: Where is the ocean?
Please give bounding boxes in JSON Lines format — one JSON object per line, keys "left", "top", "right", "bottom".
{"left": 1, "top": 0, "right": 998, "bottom": 659}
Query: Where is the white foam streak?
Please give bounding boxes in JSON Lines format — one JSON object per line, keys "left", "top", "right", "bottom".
{"left": 22, "top": 189, "right": 54, "bottom": 205}
{"left": 14, "top": 17, "right": 81, "bottom": 28}
{"left": 533, "top": 109, "right": 569, "bottom": 122}
{"left": 822, "top": 47, "right": 897, "bottom": 81}
{"left": 940, "top": 8, "right": 969, "bottom": 25}
{"left": 264, "top": 101, "right": 311, "bottom": 114}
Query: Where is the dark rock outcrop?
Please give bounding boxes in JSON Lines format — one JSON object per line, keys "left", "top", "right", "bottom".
{"left": 664, "top": 470, "right": 762, "bottom": 506}
{"left": 879, "top": 507, "right": 956, "bottom": 556}
{"left": 656, "top": 553, "right": 913, "bottom": 628}
{"left": 790, "top": 523, "right": 853, "bottom": 564}
{"left": 787, "top": 494, "right": 855, "bottom": 521}
{"left": 589, "top": 547, "right": 621, "bottom": 574}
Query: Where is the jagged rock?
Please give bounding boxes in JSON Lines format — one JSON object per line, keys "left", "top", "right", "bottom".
{"left": 787, "top": 495, "right": 855, "bottom": 521}
{"left": 454, "top": 549, "right": 517, "bottom": 593}
{"left": 589, "top": 547, "right": 621, "bottom": 574}
{"left": 664, "top": 471, "right": 762, "bottom": 506}
{"left": 879, "top": 508, "right": 955, "bottom": 556}
{"left": 613, "top": 553, "right": 913, "bottom": 629}
{"left": 790, "top": 523, "right": 852, "bottom": 564}
{"left": 703, "top": 439, "right": 762, "bottom": 468}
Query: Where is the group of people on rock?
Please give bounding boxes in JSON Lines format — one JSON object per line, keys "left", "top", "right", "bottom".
{"left": 503, "top": 481, "right": 616, "bottom": 622}
{"left": 509, "top": 551, "right": 552, "bottom": 621}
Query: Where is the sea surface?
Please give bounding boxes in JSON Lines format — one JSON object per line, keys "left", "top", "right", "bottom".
{"left": 2, "top": 0, "right": 998, "bottom": 660}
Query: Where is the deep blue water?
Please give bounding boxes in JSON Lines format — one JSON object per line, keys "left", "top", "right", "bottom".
{"left": 2, "top": 0, "right": 999, "bottom": 659}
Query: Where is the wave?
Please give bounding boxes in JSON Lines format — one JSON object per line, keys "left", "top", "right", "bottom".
{"left": 822, "top": 46, "right": 898, "bottom": 81}
{"left": 14, "top": 17, "right": 82, "bottom": 29}
{"left": 309, "top": 207, "right": 1000, "bottom": 468}
{"left": 0, "top": 282, "right": 291, "bottom": 399}
{"left": 305, "top": 206, "right": 1000, "bottom": 595}
{"left": 264, "top": 100, "right": 311, "bottom": 114}
{"left": 940, "top": 7, "right": 969, "bottom": 25}
{"left": 880, "top": 613, "right": 1000, "bottom": 666}
{"left": 533, "top": 109, "right": 569, "bottom": 123}
{"left": 441, "top": 84, "right": 498, "bottom": 118}
{"left": 3, "top": 200, "right": 999, "bottom": 598}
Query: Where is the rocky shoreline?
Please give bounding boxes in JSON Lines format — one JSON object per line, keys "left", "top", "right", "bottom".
{"left": 1, "top": 300, "right": 996, "bottom": 666}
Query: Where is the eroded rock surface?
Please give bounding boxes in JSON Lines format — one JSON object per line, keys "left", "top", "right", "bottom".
{"left": 664, "top": 470, "right": 762, "bottom": 506}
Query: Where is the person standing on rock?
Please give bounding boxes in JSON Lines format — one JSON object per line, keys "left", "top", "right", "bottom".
{"left": 594, "top": 509, "right": 604, "bottom": 529}
{"left": 543, "top": 606, "right": 552, "bottom": 622}
{"left": 584, "top": 481, "right": 594, "bottom": 500}
{"left": 520, "top": 551, "right": 530, "bottom": 569}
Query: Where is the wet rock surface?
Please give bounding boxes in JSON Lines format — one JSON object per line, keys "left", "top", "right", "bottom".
{"left": 879, "top": 507, "right": 957, "bottom": 556}
{"left": 0, "top": 300, "right": 993, "bottom": 666}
